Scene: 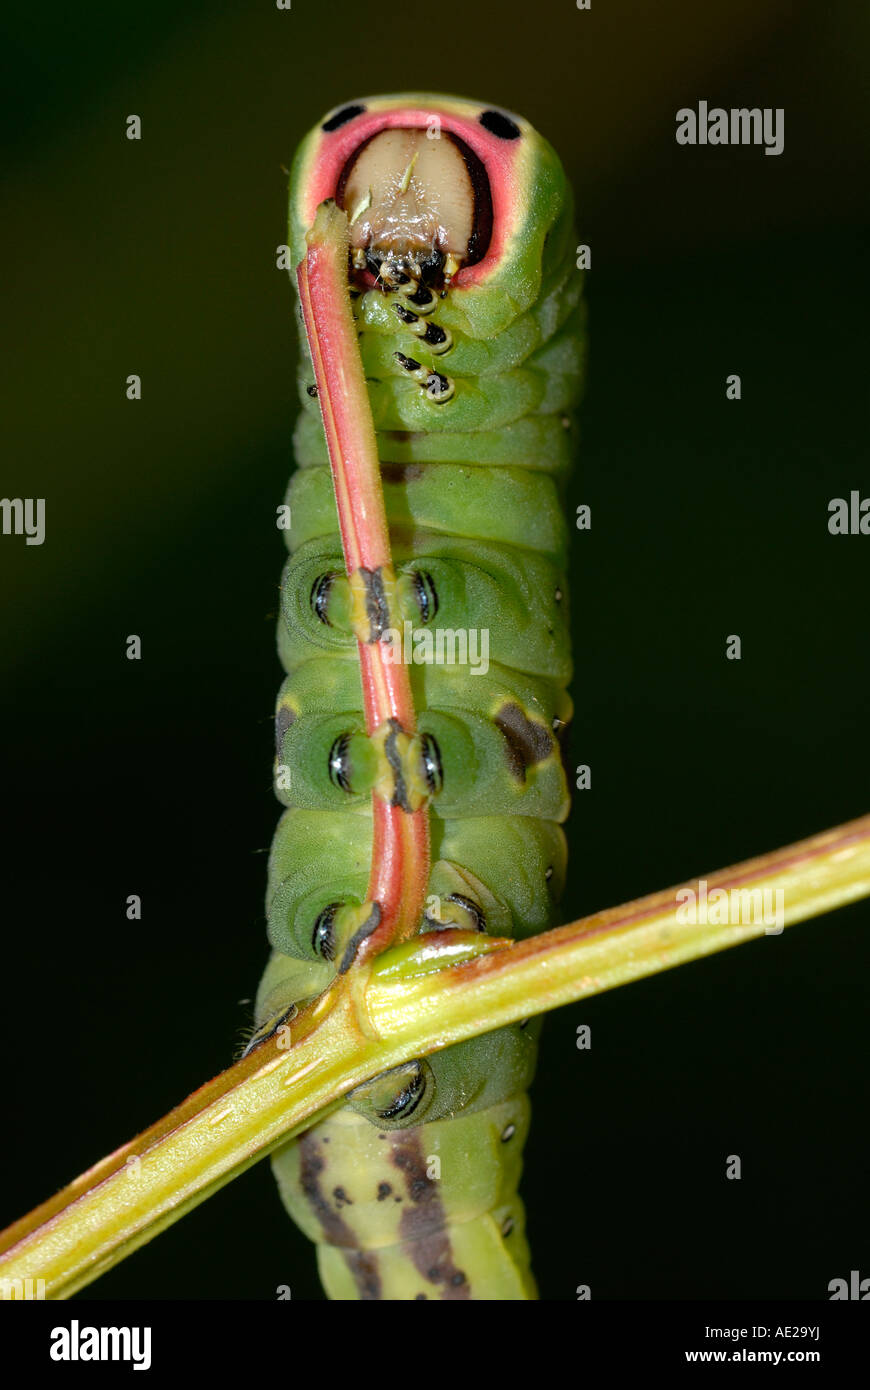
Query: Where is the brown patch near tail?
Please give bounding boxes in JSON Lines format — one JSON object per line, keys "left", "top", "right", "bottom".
{"left": 390, "top": 1131, "right": 470, "bottom": 1300}
{"left": 380, "top": 463, "right": 425, "bottom": 483}
{"left": 494, "top": 702, "right": 553, "bottom": 782}
{"left": 298, "top": 1132, "right": 383, "bottom": 1300}
{"left": 342, "top": 1250, "right": 383, "bottom": 1301}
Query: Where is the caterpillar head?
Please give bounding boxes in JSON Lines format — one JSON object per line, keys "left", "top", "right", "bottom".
{"left": 288, "top": 94, "right": 572, "bottom": 322}
{"left": 339, "top": 126, "right": 487, "bottom": 291}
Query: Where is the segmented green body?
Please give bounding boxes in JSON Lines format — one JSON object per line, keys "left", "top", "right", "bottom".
{"left": 257, "top": 94, "right": 583, "bottom": 1300}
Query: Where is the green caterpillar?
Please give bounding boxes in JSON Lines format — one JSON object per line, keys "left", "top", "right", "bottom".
{"left": 255, "top": 93, "right": 584, "bottom": 1300}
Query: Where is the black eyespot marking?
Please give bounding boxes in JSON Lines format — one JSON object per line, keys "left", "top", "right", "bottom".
{"left": 420, "top": 733, "right": 443, "bottom": 795}
{"left": 450, "top": 1271, "right": 467, "bottom": 1287}
{"left": 377, "top": 1182, "right": 392, "bottom": 1201}
{"left": 376, "top": 1062, "right": 428, "bottom": 1121}
{"left": 445, "top": 893, "right": 486, "bottom": 932}
{"left": 415, "top": 1293, "right": 427, "bottom": 1300}
{"left": 328, "top": 732, "right": 353, "bottom": 792}
{"left": 312, "top": 903, "right": 339, "bottom": 960}
{"left": 480, "top": 109, "right": 521, "bottom": 140}
{"left": 422, "top": 323, "right": 447, "bottom": 348}
{"left": 306, "top": 383, "right": 318, "bottom": 398}
{"left": 322, "top": 103, "right": 366, "bottom": 132}
{"left": 310, "top": 572, "right": 336, "bottom": 626}
{"left": 412, "top": 570, "right": 438, "bottom": 623}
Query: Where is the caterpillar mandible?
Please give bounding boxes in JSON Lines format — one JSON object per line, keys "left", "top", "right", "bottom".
{"left": 255, "top": 93, "right": 584, "bottom": 1301}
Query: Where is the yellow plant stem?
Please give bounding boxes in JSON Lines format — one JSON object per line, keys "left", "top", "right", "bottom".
{"left": 1, "top": 814, "right": 867, "bottom": 1299}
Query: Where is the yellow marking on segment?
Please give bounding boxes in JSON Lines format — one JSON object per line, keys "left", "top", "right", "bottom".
{"left": 348, "top": 569, "right": 372, "bottom": 642}
{"left": 369, "top": 722, "right": 399, "bottom": 804}
{"left": 365, "top": 723, "right": 433, "bottom": 813}
{"left": 348, "top": 188, "right": 372, "bottom": 227}
{"left": 398, "top": 153, "right": 418, "bottom": 195}
{"left": 347, "top": 565, "right": 398, "bottom": 644}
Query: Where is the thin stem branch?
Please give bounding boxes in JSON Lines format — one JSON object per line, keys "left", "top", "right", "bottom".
{"left": 1, "top": 813, "right": 867, "bottom": 1299}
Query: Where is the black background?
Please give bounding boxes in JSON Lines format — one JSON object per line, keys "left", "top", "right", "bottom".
{"left": 1, "top": 0, "right": 867, "bottom": 1301}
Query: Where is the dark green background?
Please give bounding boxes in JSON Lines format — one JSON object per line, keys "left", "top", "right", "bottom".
{"left": 1, "top": 0, "right": 867, "bottom": 1300}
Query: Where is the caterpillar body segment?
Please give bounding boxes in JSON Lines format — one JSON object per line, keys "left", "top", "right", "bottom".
{"left": 259, "top": 94, "right": 583, "bottom": 1299}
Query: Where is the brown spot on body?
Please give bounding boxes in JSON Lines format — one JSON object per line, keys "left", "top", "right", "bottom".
{"left": 380, "top": 463, "right": 425, "bottom": 483}
{"left": 343, "top": 1250, "right": 383, "bottom": 1301}
{"left": 298, "top": 1133, "right": 383, "bottom": 1300}
{"left": 494, "top": 703, "right": 553, "bottom": 782}
{"left": 376, "top": 1182, "right": 392, "bottom": 1202}
{"left": 299, "top": 1136, "right": 356, "bottom": 1249}
{"left": 390, "top": 1130, "right": 471, "bottom": 1300}
{"left": 333, "top": 1186, "right": 352, "bottom": 1208}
